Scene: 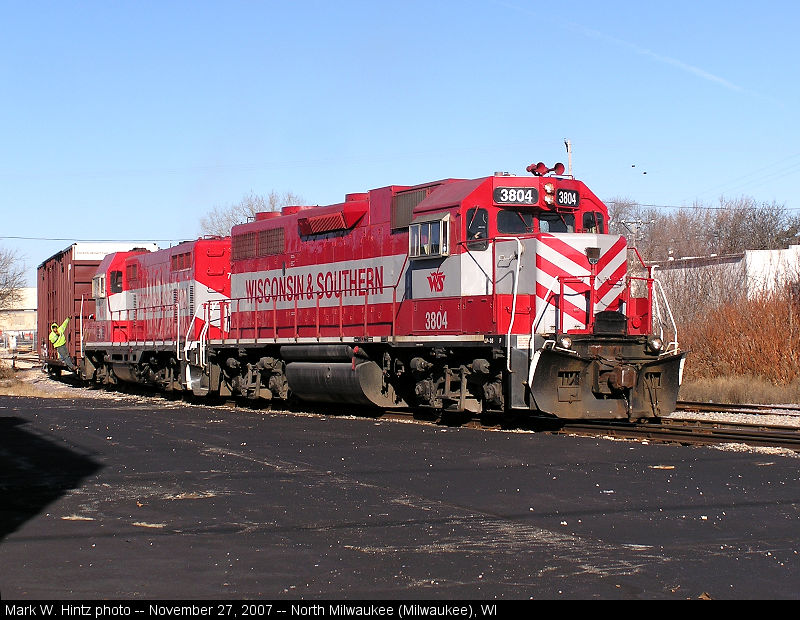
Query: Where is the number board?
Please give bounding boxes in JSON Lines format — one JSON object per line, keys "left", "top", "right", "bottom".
{"left": 556, "top": 189, "right": 579, "bottom": 207}
{"left": 493, "top": 187, "right": 539, "bottom": 205}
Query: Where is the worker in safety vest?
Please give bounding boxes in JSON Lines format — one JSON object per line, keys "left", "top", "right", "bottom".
{"left": 49, "top": 317, "right": 77, "bottom": 372}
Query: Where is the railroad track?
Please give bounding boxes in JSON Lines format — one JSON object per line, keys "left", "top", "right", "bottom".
{"left": 0, "top": 351, "right": 39, "bottom": 371}
{"left": 552, "top": 401, "right": 800, "bottom": 450}
{"left": 555, "top": 417, "right": 800, "bottom": 451}
{"left": 10, "top": 368, "right": 800, "bottom": 451}
{"left": 380, "top": 407, "right": 800, "bottom": 451}
{"left": 676, "top": 400, "right": 800, "bottom": 415}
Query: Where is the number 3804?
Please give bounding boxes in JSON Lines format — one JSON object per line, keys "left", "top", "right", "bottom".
{"left": 425, "top": 311, "right": 448, "bottom": 330}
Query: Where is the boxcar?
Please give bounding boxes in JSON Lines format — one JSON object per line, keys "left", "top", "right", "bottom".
{"left": 37, "top": 242, "right": 158, "bottom": 374}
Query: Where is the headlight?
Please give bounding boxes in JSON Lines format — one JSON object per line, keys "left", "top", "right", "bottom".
{"left": 558, "top": 336, "right": 572, "bottom": 350}
{"left": 647, "top": 336, "right": 663, "bottom": 353}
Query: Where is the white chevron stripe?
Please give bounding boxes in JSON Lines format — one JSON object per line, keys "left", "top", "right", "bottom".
{"left": 535, "top": 269, "right": 589, "bottom": 305}
{"left": 534, "top": 235, "right": 629, "bottom": 331}
{"left": 596, "top": 250, "right": 627, "bottom": 282}
{"left": 537, "top": 244, "right": 590, "bottom": 277}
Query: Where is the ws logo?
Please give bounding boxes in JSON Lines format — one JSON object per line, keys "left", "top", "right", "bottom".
{"left": 427, "top": 270, "right": 446, "bottom": 293}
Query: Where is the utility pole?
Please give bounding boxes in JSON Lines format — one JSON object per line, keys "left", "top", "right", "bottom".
{"left": 621, "top": 219, "right": 648, "bottom": 250}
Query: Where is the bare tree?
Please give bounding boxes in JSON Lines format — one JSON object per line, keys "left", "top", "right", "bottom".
{"left": 607, "top": 195, "right": 798, "bottom": 264}
{"left": 0, "top": 246, "right": 25, "bottom": 311}
{"left": 656, "top": 257, "right": 747, "bottom": 325}
{"left": 200, "top": 190, "right": 305, "bottom": 237}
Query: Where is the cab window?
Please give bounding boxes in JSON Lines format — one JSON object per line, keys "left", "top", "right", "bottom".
{"left": 497, "top": 210, "right": 534, "bottom": 234}
{"left": 409, "top": 218, "right": 449, "bottom": 259}
{"left": 109, "top": 270, "right": 123, "bottom": 294}
{"left": 92, "top": 275, "right": 106, "bottom": 298}
{"left": 538, "top": 212, "right": 575, "bottom": 233}
{"left": 465, "top": 208, "right": 489, "bottom": 250}
{"left": 582, "top": 211, "right": 605, "bottom": 233}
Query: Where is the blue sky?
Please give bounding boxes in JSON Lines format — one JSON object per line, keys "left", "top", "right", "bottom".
{"left": 2, "top": 1, "right": 799, "bottom": 284}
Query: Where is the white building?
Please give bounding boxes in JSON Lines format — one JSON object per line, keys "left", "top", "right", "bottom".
{"left": 0, "top": 287, "right": 37, "bottom": 350}
{"left": 656, "top": 245, "right": 800, "bottom": 299}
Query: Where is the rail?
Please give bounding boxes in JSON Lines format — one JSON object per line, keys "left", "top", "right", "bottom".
{"left": 629, "top": 249, "right": 679, "bottom": 352}
{"left": 80, "top": 295, "right": 85, "bottom": 360}
{"left": 494, "top": 237, "right": 524, "bottom": 371}
{"left": 86, "top": 302, "right": 183, "bottom": 357}
{"left": 543, "top": 271, "right": 642, "bottom": 334}
{"left": 487, "top": 235, "right": 680, "bottom": 354}
{"left": 83, "top": 234, "right": 681, "bottom": 359}
{"left": 676, "top": 401, "right": 800, "bottom": 415}
{"left": 555, "top": 417, "right": 800, "bottom": 451}
{"left": 198, "top": 255, "right": 411, "bottom": 347}
{"left": 651, "top": 272, "right": 679, "bottom": 353}
{"left": 192, "top": 235, "right": 680, "bottom": 352}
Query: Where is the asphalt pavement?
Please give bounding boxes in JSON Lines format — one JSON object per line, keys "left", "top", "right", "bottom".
{"left": 1, "top": 394, "right": 798, "bottom": 600}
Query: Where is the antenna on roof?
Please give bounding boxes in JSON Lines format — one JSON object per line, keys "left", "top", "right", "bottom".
{"left": 564, "top": 139, "right": 572, "bottom": 176}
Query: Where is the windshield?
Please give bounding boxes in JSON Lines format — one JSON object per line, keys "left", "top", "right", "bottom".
{"left": 497, "top": 210, "right": 534, "bottom": 234}
{"left": 538, "top": 212, "right": 575, "bottom": 233}
{"left": 497, "top": 209, "right": 575, "bottom": 234}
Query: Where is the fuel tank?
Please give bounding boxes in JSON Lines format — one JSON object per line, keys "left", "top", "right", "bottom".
{"left": 285, "top": 360, "right": 406, "bottom": 408}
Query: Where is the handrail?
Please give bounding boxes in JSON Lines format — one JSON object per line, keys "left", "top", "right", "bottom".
{"left": 85, "top": 238, "right": 680, "bottom": 360}
{"left": 494, "top": 237, "right": 524, "bottom": 371}
{"left": 88, "top": 300, "right": 187, "bottom": 348}
{"left": 197, "top": 320, "right": 210, "bottom": 368}
{"left": 183, "top": 312, "right": 195, "bottom": 361}
{"left": 213, "top": 256, "right": 412, "bottom": 343}
{"left": 175, "top": 302, "right": 180, "bottom": 360}
{"left": 529, "top": 269, "right": 677, "bottom": 345}
{"left": 652, "top": 277, "right": 679, "bottom": 353}
{"left": 79, "top": 295, "right": 85, "bottom": 361}
{"left": 532, "top": 279, "right": 557, "bottom": 334}
{"left": 630, "top": 245, "right": 653, "bottom": 276}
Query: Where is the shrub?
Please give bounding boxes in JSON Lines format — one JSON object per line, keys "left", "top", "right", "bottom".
{"left": 679, "top": 288, "right": 800, "bottom": 387}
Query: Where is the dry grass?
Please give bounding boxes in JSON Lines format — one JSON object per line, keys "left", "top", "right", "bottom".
{"left": 679, "top": 290, "right": 800, "bottom": 388}
{"left": 0, "top": 360, "right": 56, "bottom": 397}
{"left": 0, "top": 361, "right": 13, "bottom": 381}
{"left": 0, "top": 382, "right": 52, "bottom": 397}
{"left": 679, "top": 376, "right": 800, "bottom": 405}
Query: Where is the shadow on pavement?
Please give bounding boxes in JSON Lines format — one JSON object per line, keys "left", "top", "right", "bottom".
{"left": 0, "top": 416, "right": 102, "bottom": 540}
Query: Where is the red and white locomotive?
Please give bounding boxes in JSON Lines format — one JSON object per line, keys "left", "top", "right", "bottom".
{"left": 83, "top": 237, "right": 231, "bottom": 390}
{"left": 77, "top": 162, "right": 685, "bottom": 420}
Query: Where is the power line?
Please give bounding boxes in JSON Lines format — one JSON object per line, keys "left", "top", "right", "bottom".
{"left": 686, "top": 151, "right": 800, "bottom": 201}
{"left": 0, "top": 236, "right": 183, "bottom": 242}
{"left": 609, "top": 201, "right": 800, "bottom": 212}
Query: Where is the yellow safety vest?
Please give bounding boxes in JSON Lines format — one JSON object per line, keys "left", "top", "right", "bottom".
{"left": 49, "top": 317, "right": 69, "bottom": 348}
